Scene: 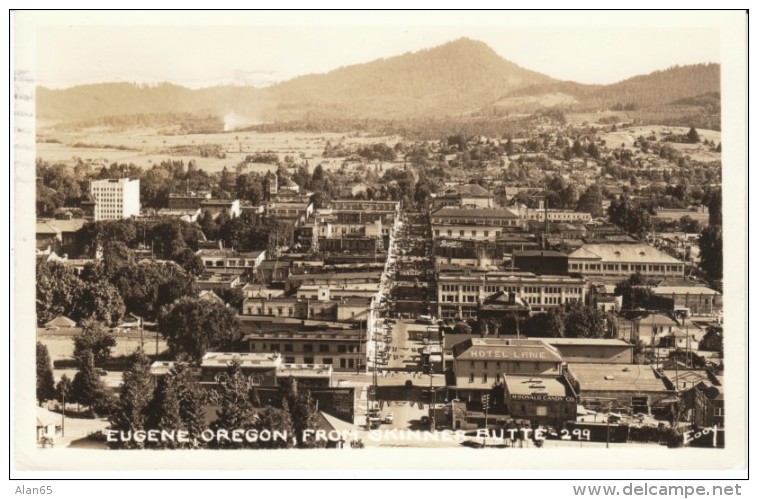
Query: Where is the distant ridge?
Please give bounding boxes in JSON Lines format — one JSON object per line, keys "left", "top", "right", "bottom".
{"left": 36, "top": 38, "right": 720, "bottom": 122}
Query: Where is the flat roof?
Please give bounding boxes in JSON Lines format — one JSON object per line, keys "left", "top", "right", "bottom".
{"left": 569, "top": 243, "right": 683, "bottom": 264}
{"left": 545, "top": 338, "right": 631, "bottom": 347}
{"left": 568, "top": 363, "right": 670, "bottom": 393}
{"left": 505, "top": 375, "right": 570, "bottom": 397}
{"left": 277, "top": 364, "right": 333, "bottom": 377}
{"left": 651, "top": 286, "right": 720, "bottom": 296}
{"left": 432, "top": 207, "right": 520, "bottom": 219}
{"left": 201, "top": 352, "right": 281, "bottom": 368}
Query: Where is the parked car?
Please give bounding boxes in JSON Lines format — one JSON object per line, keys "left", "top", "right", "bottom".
{"left": 382, "top": 413, "right": 394, "bottom": 424}
{"left": 420, "top": 416, "right": 430, "bottom": 426}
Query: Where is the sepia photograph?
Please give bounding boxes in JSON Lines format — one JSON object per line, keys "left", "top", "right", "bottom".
{"left": 11, "top": 9, "right": 748, "bottom": 481}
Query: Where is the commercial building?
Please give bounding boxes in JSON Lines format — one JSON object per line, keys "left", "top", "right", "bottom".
{"left": 431, "top": 207, "right": 522, "bottom": 241}
{"left": 431, "top": 184, "right": 495, "bottom": 210}
{"left": 503, "top": 375, "right": 578, "bottom": 426}
{"left": 449, "top": 338, "right": 565, "bottom": 402}
{"left": 437, "top": 267, "right": 586, "bottom": 318}
{"left": 243, "top": 328, "right": 368, "bottom": 372}
{"left": 197, "top": 249, "right": 266, "bottom": 274}
{"left": 568, "top": 243, "right": 686, "bottom": 279}
{"left": 545, "top": 338, "right": 634, "bottom": 364}
{"left": 566, "top": 363, "right": 675, "bottom": 412}
{"left": 90, "top": 178, "right": 140, "bottom": 221}
{"left": 200, "top": 198, "right": 241, "bottom": 219}
{"left": 649, "top": 286, "right": 722, "bottom": 316}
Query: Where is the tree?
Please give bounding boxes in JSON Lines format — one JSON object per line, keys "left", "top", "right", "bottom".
{"left": 158, "top": 297, "right": 240, "bottom": 363}
{"left": 615, "top": 273, "right": 653, "bottom": 310}
{"left": 36, "top": 260, "right": 83, "bottom": 326}
{"left": 576, "top": 184, "right": 605, "bottom": 217}
{"left": 173, "top": 247, "right": 204, "bottom": 276}
{"left": 72, "top": 319, "right": 117, "bottom": 367}
{"left": 70, "top": 279, "right": 125, "bottom": 326}
{"left": 525, "top": 309, "right": 566, "bottom": 338}
{"left": 452, "top": 322, "right": 473, "bottom": 335}
{"left": 562, "top": 302, "right": 609, "bottom": 338}
{"left": 280, "top": 379, "right": 324, "bottom": 449}
{"left": 699, "top": 226, "right": 723, "bottom": 280}
{"left": 55, "top": 374, "right": 73, "bottom": 405}
{"left": 111, "top": 261, "right": 197, "bottom": 321}
{"left": 687, "top": 127, "right": 700, "bottom": 144}
{"left": 210, "top": 361, "right": 293, "bottom": 449}
{"left": 707, "top": 189, "right": 722, "bottom": 226}
{"left": 36, "top": 342, "right": 56, "bottom": 405}
{"left": 71, "top": 350, "right": 112, "bottom": 414}
{"left": 608, "top": 195, "right": 651, "bottom": 237}
{"left": 109, "top": 351, "right": 155, "bottom": 449}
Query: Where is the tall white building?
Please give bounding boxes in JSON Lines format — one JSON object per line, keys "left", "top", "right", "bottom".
{"left": 90, "top": 178, "right": 140, "bottom": 221}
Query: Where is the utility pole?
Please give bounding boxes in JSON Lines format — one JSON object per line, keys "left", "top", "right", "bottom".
{"left": 429, "top": 368, "right": 436, "bottom": 432}
{"left": 606, "top": 400, "right": 614, "bottom": 449}
{"left": 482, "top": 393, "right": 490, "bottom": 448}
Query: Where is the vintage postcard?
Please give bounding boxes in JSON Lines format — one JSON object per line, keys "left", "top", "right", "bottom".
{"left": 11, "top": 10, "right": 748, "bottom": 478}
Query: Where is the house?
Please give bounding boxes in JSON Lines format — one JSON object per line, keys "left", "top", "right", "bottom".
{"left": 37, "top": 407, "right": 63, "bottom": 447}
{"left": 629, "top": 313, "right": 678, "bottom": 346}
{"left": 198, "top": 289, "right": 225, "bottom": 305}
{"left": 36, "top": 217, "right": 87, "bottom": 255}
{"left": 44, "top": 316, "right": 76, "bottom": 329}
{"left": 699, "top": 326, "right": 723, "bottom": 353}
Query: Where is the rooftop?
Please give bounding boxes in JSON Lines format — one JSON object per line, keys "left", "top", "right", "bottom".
{"left": 277, "top": 364, "right": 333, "bottom": 378}
{"left": 568, "top": 363, "right": 670, "bottom": 393}
{"left": 439, "top": 184, "right": 493, "bottom": 198}
{"left": 198, "top": 249, "right": 265, "bottom": 258}
{"left": 453, "top": 338, "right": 564, "bottom": 363}
{"left": 505, "top": 375, "right": 571, "bottom": 398}
{"left": 651, "top": 286, "right": 720, "bottom": 296}
{"left": 544, "top": 338, "right": 631, "bottom": 347}
{"left": 36, "top": 218, "right": 87, "bottom": 235}
{"left": 569, "top": 243, "right": 683, "bottom": 264}
{"left": 432, "top": 207, "right": 520, "bottom": 219}
{"left": 201, "top": 352, "right": 282, "bottom": 368}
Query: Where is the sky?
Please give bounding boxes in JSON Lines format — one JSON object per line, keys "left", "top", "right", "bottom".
{"left": 21, "top": 11, "right": 725, "bottom": 89}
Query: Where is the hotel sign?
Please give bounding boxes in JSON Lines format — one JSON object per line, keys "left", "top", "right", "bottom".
{"left": 468, "top": 349, "right": 549, "bottom": 359}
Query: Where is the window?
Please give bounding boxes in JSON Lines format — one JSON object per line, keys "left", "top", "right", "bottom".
{"left": 536, "top": 406, "right": 548, "bottom": 416}
{"left": 249, "top": 343, "right": 255, "bottom": 351}
{"left": 284, "top": 357, "right": 295, "bottom": 363}
{"left": 340, "top": 358, "right": 347, "bottom": 368}
{"left": 469, "top": 373, "right": 474, "bottom": 383}
{"left": 270, "top": 343, "right": 280, "bottom": 352}
{"left": 303, "top": 344, "right": 313, "bottom": 352}
{"left": 319, "top": 344, "right": 329, "bottom": 353}
{"left": 304, "top": 357, "right": 314, "bottom": 364}
{"left": 284, "top": 344, "right": 293, "bottom": 352}
{"left": 322, "top": 358, "right": 333, "bottom": 365}
{"left": 337, "top": 345, "right": 347, "bottom": 353}
{"left": 482, "top": 373, "right": 488, "bottom": 383}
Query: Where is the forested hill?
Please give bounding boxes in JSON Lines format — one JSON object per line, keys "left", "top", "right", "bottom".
{"left": 36, "top": 38, "right": 720, "bottom": 122}
{"left": 265, "top": 38, "right": 555, "bottom": 119}
{"left": 506, "top": 63, "right": 720, "bottom": 110}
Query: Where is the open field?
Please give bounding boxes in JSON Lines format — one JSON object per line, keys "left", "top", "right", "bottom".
{"left": 36, "top": 124, "right": 403, "bottom": 173}
{"left": 598, "top": 125, "right": 721, "bottom": 162}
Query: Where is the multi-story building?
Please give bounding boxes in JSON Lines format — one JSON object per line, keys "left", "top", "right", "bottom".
{"left": 89, "top": 178, "right": 140, "bottom": 221}
{"left": 265, "top": 201, "right": 314, "bottom": 223}
{"left": 243, "top": 329, "right": 368, "bottom": 372}
{"left": 437, "top": 267, "right": 587, "bottom": 318}
{"left": 431, "top": 207, "right": 522, "bottom": 241}
{"left": 568, "top": 243, "right": 686, "bottom": 279}
{"left": 197, "top": 249, "right": 266, "bottom": 274}
{"left": 449, "top": 338, "right": 567, "bottom": 403}
{"left": 167, "top": 193, "right": 210, "bottom": 210}
{"left": 431, "top": 184, "right": 495, "bottom": 210}
{"left": 200, "top": 198, "right": 241, "bottom": 219}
